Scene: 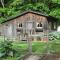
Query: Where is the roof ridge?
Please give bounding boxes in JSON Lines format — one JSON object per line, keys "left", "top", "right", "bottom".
{"left": 2, "top": 10, "right": 49, "bottom": 24}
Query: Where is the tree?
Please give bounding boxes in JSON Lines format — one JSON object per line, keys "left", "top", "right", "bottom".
{"left": 0, "top": 0, "right": 60, "bottom": 23}
{"left": 0, "top": 0, "right": 4, "bottom": 8}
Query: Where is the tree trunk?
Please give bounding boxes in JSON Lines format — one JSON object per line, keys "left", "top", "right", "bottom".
{"left": 0, "top": 0, "right": 4, "bottom": 8}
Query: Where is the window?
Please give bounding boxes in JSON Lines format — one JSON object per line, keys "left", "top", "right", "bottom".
{"left": 36, "top": 22, "right": 43, "bottom": 32}
{"left": 19, "top": 23, "right": 22, "bottom": 27}
{"left": 37, "top": 23, "right": 42, "bottom": 27}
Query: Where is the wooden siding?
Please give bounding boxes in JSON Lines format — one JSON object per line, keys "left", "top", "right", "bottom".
{"left": 0, "top": 12, "right": 56, "bottom": 41}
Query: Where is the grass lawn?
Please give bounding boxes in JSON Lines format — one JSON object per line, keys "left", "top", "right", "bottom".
{"left": 1, "top": 57, "right": 17, "bottom": 60}
{"left": 0, "top": 41, "right": 47, "bottom": 60}
{"left": 0, "top": 40, "right": 60, "bottom": 60}
{"left": 32, "top": 42, "right": 47, "bottom": 54}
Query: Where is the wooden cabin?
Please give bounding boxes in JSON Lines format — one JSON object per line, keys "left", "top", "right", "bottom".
{"left": 0, "top": 10, "right": 57, "bottom": 41}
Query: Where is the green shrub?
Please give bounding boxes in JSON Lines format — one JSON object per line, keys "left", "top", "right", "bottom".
{"left": 48, "top": 31, "right": 60, "bottom": 53}
{"left": 49, "top": 31, "right": 60, "bottom": 41}
{"left": 0, "top": 40, "right": 15, "bottom": 58}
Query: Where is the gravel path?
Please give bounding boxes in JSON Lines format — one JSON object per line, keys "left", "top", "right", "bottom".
{"left": 23, "top": 54, "right": 60, "bottom": 60}
{"left": 24, "top": 55, "right": 40, "bottom": 60}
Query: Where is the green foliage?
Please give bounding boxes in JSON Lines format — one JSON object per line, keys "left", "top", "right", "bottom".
{"left": 0, "top": 40, "right": 14, "bottom": 58}
{"left": 10, "top": 0, "right": 23, "bottom": 7}
{"left": 49, "top": 8, "right": 60, "bottom": 19}
{"left": 0, "top": 0, "right": 60, "bottom": 23}
{"left": 0, "top": 40, "right": 60, "bottom": 60}
{"left": 48, "top": 31, "right": 60, "bottom": 53}
{"left": 52, "top": 0, "right": 60, "bottom": 4}
{"left": 49, "top": 31, "right": 60, "bottom": 41}
{"left": 12, "top": 42, "right": 28, "bottom": 57}
{"left": 2, "top": 57, "right": 17, "bottom": 60}
{"left": 0, "top": 17, "right": 6, "bottom": 23}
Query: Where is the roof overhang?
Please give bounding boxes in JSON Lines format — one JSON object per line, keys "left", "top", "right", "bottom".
{"left": 1, "top": 10, "right": 57, "bottom": 24}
